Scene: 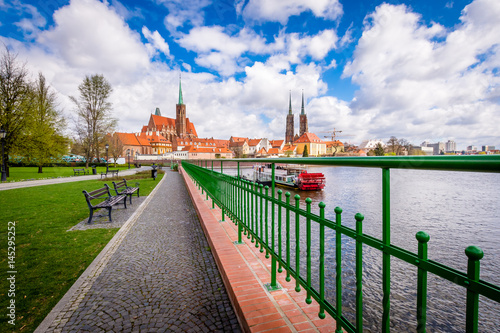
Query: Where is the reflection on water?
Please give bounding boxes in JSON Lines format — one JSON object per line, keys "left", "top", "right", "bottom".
{"left": 222, "top": 166, "right": 500, "bottom": 332}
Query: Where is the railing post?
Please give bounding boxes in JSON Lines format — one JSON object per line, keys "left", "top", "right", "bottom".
{"left": 278, "top": 189, "right": 283, "bottom": 273}
{"left": 335, "top": 207, "right": 343, "bottom": 333}
{"left": 259, "top": 184, "right": 264, "bottom": 252}
{"left": 285, "top": 191, "right": 291, "bottom": 282}
{"left": 416, "top": 231, "right": 430, "bottom": 333}
{"left": 318, "top": 201, "right": 326, "bottom": 319}
{"left": 265, "top": 186, "right": 269, "bottom": 258}
{"left": 382, "top": 167, "right": 391, "bottom": 333}
{"left": 271, "top": 163, "right": 275, "bottom": 256}
{"left": 295, "top": 194, "right": 301, "bottom": 293}
{"left": 305, "top": 197, "right": 312, "bottom": 304}
{"left": 465, "top": 245, "right": 484, "bottom": 333}
{"left": 355, "top": 213, "right": 365, "bottom": 333}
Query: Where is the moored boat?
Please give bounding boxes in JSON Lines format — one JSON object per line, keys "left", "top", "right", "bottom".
{"left": 251, "top": 164, "right": 325, "bottom": 191}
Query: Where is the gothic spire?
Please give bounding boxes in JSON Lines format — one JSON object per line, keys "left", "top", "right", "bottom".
{"left": 178, "top": 74, "right": 184, "bottom": 105}
{"left": 301, "top": 90, "right": 305, "bottom": 115}
{"left": 289, "top": 90, "right": 292, "bottom": 115}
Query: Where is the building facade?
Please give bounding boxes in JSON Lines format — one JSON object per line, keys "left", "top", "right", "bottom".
{"left": 143, "top": 78, "right": 198, "bottom": 144}
{"left": 285, "top": 92, "right": 294, "bottom": 144}
{"left": 299, "top": 91, "right": 308, "bottom": 137}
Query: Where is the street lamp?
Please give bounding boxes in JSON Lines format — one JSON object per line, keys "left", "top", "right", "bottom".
{"left": 0, "top": 128, "right": 6, "bottom": 182}
{"left": 127, "top": 150, "right": 130, "bottom": 169}
{"left": 105, "top": 143, "right": 109, "bottom": 172}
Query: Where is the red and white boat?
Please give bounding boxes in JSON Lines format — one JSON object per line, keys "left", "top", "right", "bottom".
{"left": 252, "top": 164, "right": 325, "bottom": 191}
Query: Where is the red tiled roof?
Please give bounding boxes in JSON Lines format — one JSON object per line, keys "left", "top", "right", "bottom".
{"left": 248, "top": 139, "right": 261, "bottom": 146}
{"left": 151, "top": 114, "right": 175, "bottom": 127}
{"left": 270, "top": 140, "right": 284, "bottom": 147}
{"left": 230, "top": 136, "right": 248, "bottom": 143}
{"left": 268, "top": 148, "right": 281, "bottom": 155}
{"left": 183, "top": 146, "right": 232, "bottom": 154}
{"left": 150, "top": 114, "right": 198, "bottom": 137}
{"left": 282, "top": 144, "right": 297, "bottom": 152}
{"left": 229, "top": 141, "right": 247, "bottom": 147}
{"left": 115, "top": 132, "right": 142, "bottom": 146}
{"left": 325, "top": 140, "right": 344, "bottom": 147}
{"left": 294, "top": 132, "right": 324, "bottom": 143}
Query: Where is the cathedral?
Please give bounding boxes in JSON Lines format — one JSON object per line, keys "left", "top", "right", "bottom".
{"left": 142, "top": 77, "right": 198, "bottom": 142}
{"left": 285, "top": 90, "right": 308, "bottom": 144}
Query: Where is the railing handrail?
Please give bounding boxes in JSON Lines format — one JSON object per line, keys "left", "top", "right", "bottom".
{"left": 193, "top": 155, "right": 500, "bottom": 172}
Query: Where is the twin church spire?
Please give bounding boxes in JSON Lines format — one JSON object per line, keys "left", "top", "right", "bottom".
{"left": 285, "top": 90, "right": 308, "bottom": 144}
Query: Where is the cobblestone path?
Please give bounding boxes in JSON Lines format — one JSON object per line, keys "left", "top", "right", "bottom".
{"left": 53, "top": 171, "right": 241, "bottom": 332}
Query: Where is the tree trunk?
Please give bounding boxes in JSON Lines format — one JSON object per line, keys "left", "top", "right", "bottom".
{"left": 38, "top": 165, "right": 43, "bottom": 173}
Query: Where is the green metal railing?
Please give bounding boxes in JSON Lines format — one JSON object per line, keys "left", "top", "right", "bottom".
{"left": 182, "top": 155, "right": 500, "bottom": 333}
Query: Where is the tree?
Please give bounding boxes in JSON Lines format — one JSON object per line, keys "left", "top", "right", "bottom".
{"left": 398, "top": 138, "right": 412, "bottom": 155}
{"left": 107, "top": 132, "right": 124, "bottom": 167}
{"left": 374, "top": 143, "right": 385, "bottom": 156}
{"left": 387, "top": 136, "right": 401, "bottom": 155}
{"left": 71, "top": 74, "right": 116, "bottom": 167}
{"left": 0, "top": 46, "right": 35, "bottom": 177}
{"left": 20, "top": 73, "right": 68, "bottom": 173}
{"left": 303, "top": 144, "right": 309, "bottom": 157}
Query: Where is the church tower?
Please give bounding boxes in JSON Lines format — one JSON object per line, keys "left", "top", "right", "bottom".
{"left": 285, "top": 91, "right": 295, "bottom": 144}
{"left": 299, "top": 90, "right": 308, "bottom": 136}
{"left": 175, "top": 75, "right": 187, "bottom": 138}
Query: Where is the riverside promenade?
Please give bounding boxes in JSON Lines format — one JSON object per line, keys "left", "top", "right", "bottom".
{"left": 28, "top": 167, "right": 336, "bottom": 332}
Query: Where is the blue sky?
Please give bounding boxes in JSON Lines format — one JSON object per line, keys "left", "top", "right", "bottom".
{"left": 1, "top": 0, "right": 499, "bottom": 150}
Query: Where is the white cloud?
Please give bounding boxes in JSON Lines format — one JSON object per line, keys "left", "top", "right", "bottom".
{"left": 178, "top": 26, "right": 338, "bottom": 76}
{"left": 159, "top": 0, "right": 212, "bottom": 34}
{"left": 142, "top": 26, "right": 170, "bottom": 57}
{"left": 341, "top": 0, "right": 500, "bottom": 145}
{"left": 241, "top": 0, "right": 343, "bottom": 24}
{"left": 13, "top": 3, "right": 47, "bottom": 38}
{"left": 36, "top": 0, "right": 150, "bottom": 81}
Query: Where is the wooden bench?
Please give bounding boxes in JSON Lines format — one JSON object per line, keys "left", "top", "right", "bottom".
{"left": 112, "top": 179, "right": 139, "bottom": 204}
{"left": 100, "top": 169, "right": 119, "bottom": 179}
{"left": 73, "top": 168, "right": 88, "bottom": 176}
{"left": 82, "top": 184, "right": 127, "bottom": 224}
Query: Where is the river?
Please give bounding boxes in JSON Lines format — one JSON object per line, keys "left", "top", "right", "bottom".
{"left": 222, "top": 165, "right": 500, "bottom": 332}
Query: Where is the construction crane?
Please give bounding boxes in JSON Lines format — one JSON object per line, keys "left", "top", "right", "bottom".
{"left": 320, "top": 128, "right": 353, "bottom": 141}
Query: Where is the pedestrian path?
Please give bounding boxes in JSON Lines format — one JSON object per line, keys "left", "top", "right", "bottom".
{"left": 0, "top": 167, "right": 143, "bottom": 191}
{"left": 35, "top": 170, "right": 241, "bottom": 332}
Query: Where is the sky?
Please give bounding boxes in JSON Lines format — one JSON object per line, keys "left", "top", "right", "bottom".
{"left": 0, "top": 0, "right": 499, "bottom": 150}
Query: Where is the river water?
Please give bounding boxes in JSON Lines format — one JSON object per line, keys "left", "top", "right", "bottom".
{"left": 222, "top": 165, "right": 500, "bottom": 332}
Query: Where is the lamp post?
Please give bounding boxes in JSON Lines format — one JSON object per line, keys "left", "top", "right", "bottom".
{"left": 105, "top": 143, "right": 109, "bottom": 172}
{"left": 127, "top": 150, "right": 130, "bottom": 169}
{"left": 0, "top": 128, "right": 6, "bottom": 182}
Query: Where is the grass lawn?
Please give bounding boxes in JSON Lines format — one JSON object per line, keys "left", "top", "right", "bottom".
{"left": 4, "top": 165, "right": 135, "bottom": 182}
{"left": 0, "top": 172, "right": 164, "bottom": 332}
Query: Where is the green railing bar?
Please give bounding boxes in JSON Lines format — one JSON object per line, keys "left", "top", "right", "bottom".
{"left": 319, "top": 201, "right": 326, "bottom": 319}
{"left": 278, "top": 189, "right": 283, "bottom": 273}
{"left": 465, "top": 246, "right": 483, "bottom": 333}
{"left": 355, "top": 213, "right": 364, "bottom": 332}
{"left": 295, "top": 194, "right": 301, "bottom": 293}
{"left": 265, "top": 186, "right": 269, "bottom": 258}
{"left": 416, "top": 231, "right": 430, "bottom": 333}
{"left": 286, "top": 191, "right": 291, "bottom": 282}
{"left": 259, "top": 184, "right": 264, "bottom": 252}
{"left": 382, "top": 168, "right": 391, "bottom": 333}
{"left": 306, "top": 197, "right": 313, "bottom": 305}
{"left": 335, "top": 206, "right": 343, "bottom": 333}
{"left": 223, "top": 155, "right": 500, "bottom": 173}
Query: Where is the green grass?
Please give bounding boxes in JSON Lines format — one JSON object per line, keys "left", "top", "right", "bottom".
{"left": 4, "top": 165, "right": 134, "bottom": 182}
{"left": 0, "top": 173, "right": 164, "bottom": 332}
